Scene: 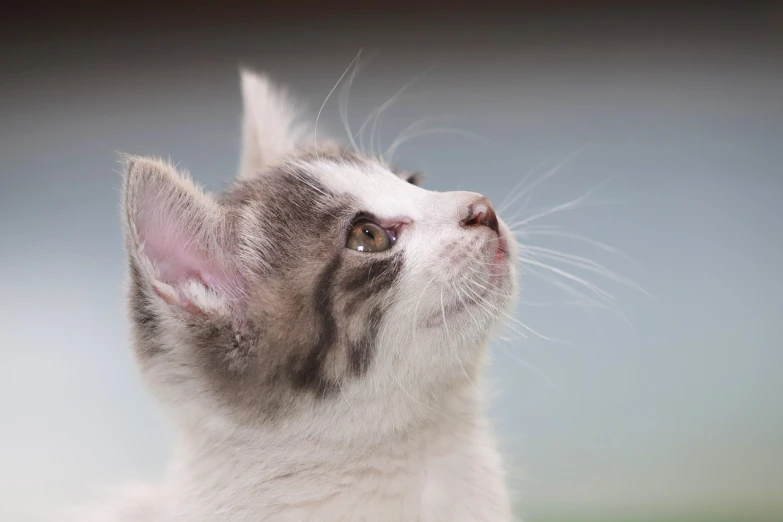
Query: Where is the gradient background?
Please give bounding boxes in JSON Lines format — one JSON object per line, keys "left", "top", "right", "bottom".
{"left": 1, "top": 2, "right": 782, "bottom": 521}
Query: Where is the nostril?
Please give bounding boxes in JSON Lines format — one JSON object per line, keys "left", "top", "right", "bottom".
{"left": 461, "top": 197, "right": 499, "bottom": 234}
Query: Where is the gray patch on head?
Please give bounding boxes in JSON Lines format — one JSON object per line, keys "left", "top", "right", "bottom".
{"left": 348, "top": 306, "right": 383, "bottom": 376}
{"left": 127, "top": 257, "right": 165, "bottom": 361}
{"left": 125, "top": 156, "right": 410, "bottom": 423}
{"left": 287, "top": 254, "right": 342, "bottom": 397}
{"left": 343, "top": 254, "right": 404, "bottom": 317}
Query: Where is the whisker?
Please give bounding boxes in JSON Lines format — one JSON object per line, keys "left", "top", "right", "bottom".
{"left": 314, "top": 52, "right": 362, "bottom": 161}
{"left": 394, "top": 272, "right": 444, "bottom": 411}
{"left": 524, "top": 266, "right": 630, "bottom": 323}
{"left": 460, "top": 274, "right": 567, "bottom": 344}
{"left": 497, "top": 159, "right": 555, "bottom": 215}
{"left": 382, "top": 117, "right": 433, "bottom": 161}
{"left": 494, "top": 343, "right": 560, "bottom": 390}
{"left": 438, "top": 286, "right": 449, "bottom": 359}
{"left": 344, "top": 111, "right": 376, "bottom": 158}
{"left": 498, "top": 144, "right": 591, "bottom": 214}
{"left": 449, "top": 282, "right": 482, "bottom": 390}
{"left": 519, "top": 299, "right": 595, "bottom": 308}
{"left": 385, "top": 127, "right": 489, "bottom": 163}
{"left": 517, "top": 255, "right": 614, "bottom": 302}
{"left": 521, "top": 245, "right": 650, "bottom": 296}
{"left": 368, "top": 68, "right": 433, "bottom": 158}
{"left": 462, "top": 285, "right": 530, "bottom": 344}
{"left": 338, "top": 49, "right": 364, "bottom": 154}
{"left": 410, "top": 272, "right": 441, "bottom": 357}
{"left": 458, "top": 281, "right": 559, "bottom": 387}
{"left": 507, "top": 199, "right": 624, "bottom": 232}
{"left": 508, "top": 173, "right": 623, "bottom": 228}
{"left": 519, "top": 228, "right": 643, "bottom": 269}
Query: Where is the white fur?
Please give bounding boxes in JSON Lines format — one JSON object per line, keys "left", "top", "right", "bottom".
{"left": 238, "top": 70, "right": 309, "bottom": 180}
{"left": 68, "top": 70, "right": 516, "bottom": 521}
{"left": 66, "top": 387, "right": 509, "bottom": 521}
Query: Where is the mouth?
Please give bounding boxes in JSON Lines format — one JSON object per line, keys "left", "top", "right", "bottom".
{"left": 488, "top": 233, "right": 509, "bottom": 281}
{"left": 423, "top": 230, "right": 512, "bottom": 328}
{"left": 493, "top": 237, "right": 507, "bottom": 264}
{"left": 425, "top": 269, "right": 508, "bottom": 328}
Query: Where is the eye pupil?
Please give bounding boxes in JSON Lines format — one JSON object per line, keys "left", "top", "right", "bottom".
{"left": 346, "top": 220, "right": 394, "bottom": 253}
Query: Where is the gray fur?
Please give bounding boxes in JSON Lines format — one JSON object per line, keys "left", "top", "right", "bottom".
{"left": 125, "top": 152, "right": 408, "bottom": 423}
{"left": 95, "top": 70, "right": 516, "bottom": 521}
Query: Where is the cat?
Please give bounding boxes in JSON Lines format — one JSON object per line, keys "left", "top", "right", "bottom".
{"left": 68, "top": 69, "right": 517, "bottom": 521}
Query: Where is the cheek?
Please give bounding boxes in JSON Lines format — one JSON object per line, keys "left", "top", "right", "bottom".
{"left": 406, "top": 230, "right": 493, "bottom": 282}
{"left": 446, "top": 240, "right": 486, "bottom": 270}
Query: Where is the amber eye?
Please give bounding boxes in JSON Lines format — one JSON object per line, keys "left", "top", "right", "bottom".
{"left": 346, "top": 221, "right": 393, "bottom": 253}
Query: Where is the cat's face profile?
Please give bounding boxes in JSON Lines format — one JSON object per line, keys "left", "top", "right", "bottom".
{"left": 123, "top": 71, "right": 517, "bottom": 443}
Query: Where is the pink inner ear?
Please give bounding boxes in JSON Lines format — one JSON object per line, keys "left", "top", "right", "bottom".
{"left": 144, "top": 228, "right": 208, "bottom": 285}
{"left": 134, "top": 199, "right": 234, "bottom": 298}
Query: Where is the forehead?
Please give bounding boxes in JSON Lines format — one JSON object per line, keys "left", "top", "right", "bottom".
{"left": 289, "top": 157, "right": 431, "bottom": 220}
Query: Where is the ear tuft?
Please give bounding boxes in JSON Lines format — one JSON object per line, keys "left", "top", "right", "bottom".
{"left": 238, "top": 69, "right": 308, "bottom": 179}
{"left": 123, "top": 157, "right": 241, "bottom": 315}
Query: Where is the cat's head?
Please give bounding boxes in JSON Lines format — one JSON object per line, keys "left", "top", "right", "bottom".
{"left": 123, "top": 71, "right": 517, "bottom": 444}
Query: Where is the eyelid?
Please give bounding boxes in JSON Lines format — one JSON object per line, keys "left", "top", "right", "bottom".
{"left": 350, "top": 212, "right": 411, "bottom": 229}
{"left": 347, "top": 213, "right": 404, "bottom": 246}
{"left": 385, "top": 223, "right": 404, "bottom": 243}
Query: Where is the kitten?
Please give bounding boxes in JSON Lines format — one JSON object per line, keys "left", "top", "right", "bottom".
{"left": 73, "top": 70, "right": 517, "bottom": 521}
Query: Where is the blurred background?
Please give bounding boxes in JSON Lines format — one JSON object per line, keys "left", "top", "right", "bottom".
{"left": 1, "top": 2, "right": 781, "bottom": 521}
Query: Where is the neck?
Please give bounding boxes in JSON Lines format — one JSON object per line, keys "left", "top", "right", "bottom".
{"left": 162, "top": 382, "right": 501, "bottom": 521}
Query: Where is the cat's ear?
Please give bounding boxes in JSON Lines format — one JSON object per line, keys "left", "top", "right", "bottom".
{"left": 394, "top": 169, "right": 423, "bottom": 187}
{"left": 238, "top": 69, "right": 308, "bottom": 180}
{"left": 123, "top": 157, "right": 242, "bottom": 316}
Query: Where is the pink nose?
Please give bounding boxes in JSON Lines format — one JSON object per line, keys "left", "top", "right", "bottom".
{"left": 460, "top": 197, "right": 499, "bottom": 234}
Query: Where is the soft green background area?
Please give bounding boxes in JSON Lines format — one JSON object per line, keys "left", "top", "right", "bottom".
{"left": 1, "top": 7, "right": 781, "bottom": 522}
